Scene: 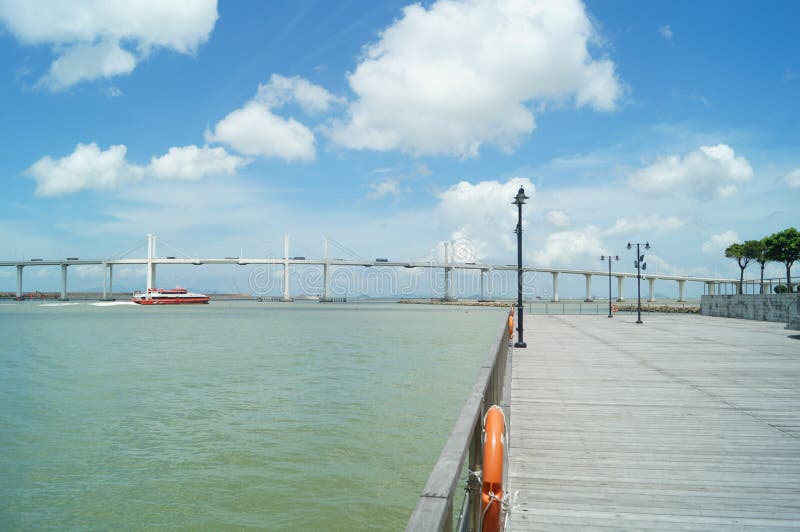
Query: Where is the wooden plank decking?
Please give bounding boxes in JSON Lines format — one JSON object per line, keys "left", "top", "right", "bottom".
{"left": 508, "top": 314, "right": 800, "bottom": 530}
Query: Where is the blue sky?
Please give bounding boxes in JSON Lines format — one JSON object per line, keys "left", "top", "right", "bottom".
{"left": 0, "top": 0, "right": 798, "bottom": 297}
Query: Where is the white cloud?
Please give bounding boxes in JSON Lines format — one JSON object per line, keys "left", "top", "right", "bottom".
{"left": 26, "top": 142, "right": 247, "bottom": 196}
{"left": 534, "top": 226, "right": 604, "bottom": 267}
{"left": 545, "top": 210, "right": 571, "bottom": 228}
{"left": 206, "top": 75, "right": 333, "bottom": 161}
{"left": 367, "top": 178, "right": 400, "bottom": 199}
{"left": 701, "top": 230, "right": 739, "bottom": 255}
{"left": 103, "top": 86, "right": 123, "bottom": 98}
{"left": 604, "top": 215, "right": 687, "bottom": 235}
{"left": 436, "top": 177, "right": 535, "bottom": 259}
{"left": 255, "top": 74, "right": 341, "bottom": 114}
{"left": 26, "top": 142, "right": 144, "bottom": 196}
{"left": 628, "top": 144, "right": 753, "bottom": 199}
{"left": 205, "top": 102, "right": 316, "bottom": 161}
{"left": 659, "top": 25, "right": 673, "bottom": 41}
{"left": 785, "top": 168, "right": 800, "bottom": 188}
{"left": 39, "top": 39, "right": 136, "bottom": 90}
{"left": 328, "top": 0, "right": 622, "bottom": 157}
{"left": 0, "top": 0, "right": 218, "bottom": 90}
{"left": 148, "top": 145, "right": 248, "bottom": 180}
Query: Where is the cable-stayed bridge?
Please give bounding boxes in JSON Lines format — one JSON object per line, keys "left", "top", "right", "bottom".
{"left": 2, "top": 234, "right": 738, "bottom": 302}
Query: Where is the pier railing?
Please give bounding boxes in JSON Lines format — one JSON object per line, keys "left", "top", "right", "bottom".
{"left": 406, "top": 316, "right": 512, "bottom": 531}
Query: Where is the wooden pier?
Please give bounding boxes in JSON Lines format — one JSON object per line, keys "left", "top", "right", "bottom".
{"left": 509, "top": 314, "right": 800, "bottom": 530}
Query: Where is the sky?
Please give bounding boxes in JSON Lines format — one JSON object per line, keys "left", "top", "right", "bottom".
{"left": 0, "top": 0, "right": 798, "bottom": 298}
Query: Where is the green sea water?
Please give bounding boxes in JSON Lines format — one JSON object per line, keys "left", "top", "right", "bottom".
{"left": 0, "top": 301, "right": 504, "bottom": 530}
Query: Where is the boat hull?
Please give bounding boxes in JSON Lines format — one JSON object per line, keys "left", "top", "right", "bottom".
{"left": 131, "top": 287, "right": 210, "bottom": 305}
{"left": 132, "top": 297, "right": 210, "bottom": 305}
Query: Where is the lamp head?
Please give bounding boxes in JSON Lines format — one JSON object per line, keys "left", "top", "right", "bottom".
{"left": 645, "top": 242, "right": 651, "bottom": 250}
{"left": 512, "top": 186, "right": 529, "bottom": 206}
{"left": 626, "top": 242, "right": 632, "bottom": 250}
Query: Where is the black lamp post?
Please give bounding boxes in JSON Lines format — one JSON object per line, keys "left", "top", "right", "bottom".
{"left": 512, "top": 186, "right": 529, "bottom": 348}
{"left": 627, "top": 241, "right": 650, "bottom": 324}
{"left": 601, "top": 254, "right": 619, "bottom": 318}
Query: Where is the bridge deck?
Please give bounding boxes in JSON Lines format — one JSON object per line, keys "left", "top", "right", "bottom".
{"left": 508, "top": 314, "right": 800, "bottom": 530}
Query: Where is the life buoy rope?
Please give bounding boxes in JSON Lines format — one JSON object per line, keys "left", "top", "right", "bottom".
{"left": 481, "top": 405, "right": 506, "bottom": 532}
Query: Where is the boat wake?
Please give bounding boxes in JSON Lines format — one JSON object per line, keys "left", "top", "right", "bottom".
{"left": 91, "top": 301, "right": 136, "bottom": 306}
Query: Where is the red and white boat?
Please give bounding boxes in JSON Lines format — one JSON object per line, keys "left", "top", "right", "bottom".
{"left": 132, "top": 287, "right": 210, "bottom": 305}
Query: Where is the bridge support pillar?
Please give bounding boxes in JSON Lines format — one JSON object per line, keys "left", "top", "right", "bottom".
{"left": 146, "top": 233, "right": 157, "bottom": 290}
{"left": 101, "top": 262, "right": 115, "bottom": 301}
{"left": 16, "top": 265, "right": 23, "bottom": 300}
{"left": 648, "top": 277, "right": 656, "bottom": 302}
{"left": 59, "top": 264, "right": 68, "bottom": 301}
{"left": 321, "top": 238, "right": 331, "bottom": 302}
{"left": 616, "top": 275, "right": 625, "bottom": 302}
{"left": 677, "top": 279, "right": 686, "bottom": 302}
{"left": 584, "top": 273, "right": 593, "bottom": 302}
{"left": 707, "top": 281, "right": 716, "bottom": 295}
{"left": 479, "top": 269, "right": 486, "bottom": 301}
{"left": 281, "top": 235, "right": 291, "bottom": 302}
{"left": 551, "top": 272, "right": 559, "bottom": 302}
{"left": 443, "top": 267, "right": 455, "bottom": 301}
{"left": 322, "top": 263, "right": 330, "bottom": 301}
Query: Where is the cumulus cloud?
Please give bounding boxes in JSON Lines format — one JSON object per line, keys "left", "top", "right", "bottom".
{"left": 26, "top": 142, "right": 249, "bottom": 195}
{"left": 628, "top": 144, "right": 753, "bottom": 199}
{"left": 436, "top": 177, "right": 535, "bottom": 259}
{"left": 205, "top": 102, "right": 316, "bottom": 161}
{"left": 0, "top": 0, "right": 218, "bottom": 90}
{"left": 255, "top": 74, "right": 342, "bottom": 114}
{"left": 206, "top": 75, "right": 335, "bottom": 161}
{"left": 328, "top": 0, "right": 622, "bottom": 157}
{"left": 659, "top": 25, "right": 673, "bottom": 41}
{"left": 534, "top": 226, "right": 604, "bottom": 267}
{"left": 367, "top": 178, "right": 401, "bottom": 199}
{"left": 701, "top": 230, "right": 739, "bottom": 255}
{"left": 26, "top": 142, "right": 144, "bottom": 196}
{"left": 604, "top": 214, "right": 687, "bottom": 235}
{"left": 785, "top": 168, "right": 800, "bottom": 188}
{"left": 545, "top": 210, "right": 571, "bottom": 228}
{"left": 40, "top": 39, "right": 136, "bottom": 90}
{"left": 148, "top": 145, "right": 248, "bottom": 180}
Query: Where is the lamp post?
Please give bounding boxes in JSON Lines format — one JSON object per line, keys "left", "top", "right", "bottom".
{"left": 601, "top": 254, "right": 619, "bottom": 318}
{"left": 627, "top": 241, "right": 650, "bottom": 324}
{"left": 512, "top": 186, "right": 529, "bottom": 348}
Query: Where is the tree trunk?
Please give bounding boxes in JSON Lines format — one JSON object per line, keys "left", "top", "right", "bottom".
{"left": 739, "top": 266, "right": 745, "bottom": 295}
{"left": 760, "top": 263, "right": 765, "bottom": 294}
{"left": 787, "top": 263, "right": 793, "bottom": 293}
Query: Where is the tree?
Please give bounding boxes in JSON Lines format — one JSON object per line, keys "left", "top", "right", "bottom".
{"left": 725, "top": 242, "right": 752, "bottom": 294}
{"left": 748, "top": 239, "right": 768, "bottom": 294}
{"left": 763, "top": 228, "right": 800, "bottom": 292}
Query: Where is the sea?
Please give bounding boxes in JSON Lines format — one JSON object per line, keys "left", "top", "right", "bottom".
{"left": 0, "top": 300, "right": 505, "bottom": 530}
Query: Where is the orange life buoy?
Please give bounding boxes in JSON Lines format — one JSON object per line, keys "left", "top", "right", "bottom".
{"left": 507, "top": 311, "right": 514, "bottom": 339}
{"left": 481, "top": 405, "right": 505, "bottom": 532}
{"left": 611, "top": 304, "right": 619, "bottom": 313}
